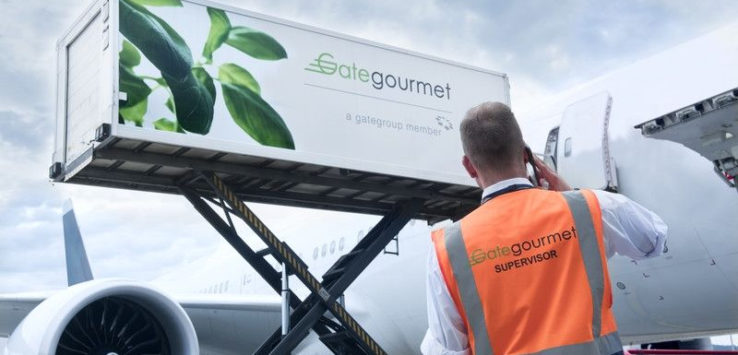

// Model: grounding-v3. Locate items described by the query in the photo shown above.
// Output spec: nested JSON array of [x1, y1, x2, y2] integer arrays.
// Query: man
[[421, 102, 667, 355]]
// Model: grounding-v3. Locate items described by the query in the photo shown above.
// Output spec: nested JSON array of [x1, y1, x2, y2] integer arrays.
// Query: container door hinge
[[49, 162, 64, 180], [95, 123, 111, 142]]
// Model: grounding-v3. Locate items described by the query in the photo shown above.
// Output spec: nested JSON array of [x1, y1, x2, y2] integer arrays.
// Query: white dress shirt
[[420, 178, 668, 355]]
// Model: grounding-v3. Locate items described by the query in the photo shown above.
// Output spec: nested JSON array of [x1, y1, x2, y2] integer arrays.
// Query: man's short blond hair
[[460, 102, 525, 172]]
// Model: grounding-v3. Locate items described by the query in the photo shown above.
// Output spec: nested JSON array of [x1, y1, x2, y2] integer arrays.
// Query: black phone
[[525, 145, 540, 187]]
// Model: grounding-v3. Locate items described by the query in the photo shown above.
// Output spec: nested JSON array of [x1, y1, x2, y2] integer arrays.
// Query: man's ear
[[462, 155, 478, 178]]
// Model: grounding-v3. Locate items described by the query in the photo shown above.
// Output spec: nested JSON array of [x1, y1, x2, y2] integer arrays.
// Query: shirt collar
[[481, 178, 533, 202]]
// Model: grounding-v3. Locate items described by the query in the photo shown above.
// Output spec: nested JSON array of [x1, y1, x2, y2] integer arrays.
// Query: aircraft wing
[[0, 292, 50, 337], [0, 291, 282, 352], [177, 293, 283, 352], [176, 293, 281, 311]]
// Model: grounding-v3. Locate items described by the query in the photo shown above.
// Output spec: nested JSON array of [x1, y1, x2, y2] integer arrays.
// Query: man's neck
[[481, 177, 534, 202], [479, 172, 527, 190]]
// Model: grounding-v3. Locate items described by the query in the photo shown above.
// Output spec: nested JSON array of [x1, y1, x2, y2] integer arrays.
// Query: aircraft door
[[555, 92, 618, 191], [543, 126, 559, 171]]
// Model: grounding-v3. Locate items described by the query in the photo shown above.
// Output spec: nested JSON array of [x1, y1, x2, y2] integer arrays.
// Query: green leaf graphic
[[222, 83, 294, 149], [119, 64, 151, 107], [152, 77, 168, 86], [153, 118, 184, 132], [192, 67, 216, 102], [120, 0, 192, 79], [218, 63, 260, 95], [128, 0, 182, 6], [120, 0, 214, 135], [225, 26, 287, 60], [120, 97, 148, 126], [120, 40, 141, 68], [165, 95, 175, 113], [202, 8, 230, 63], [165, 72, 214, 134]]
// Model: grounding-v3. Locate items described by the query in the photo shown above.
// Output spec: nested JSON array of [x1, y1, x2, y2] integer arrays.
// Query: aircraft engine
[[4, 279, 198, 355]]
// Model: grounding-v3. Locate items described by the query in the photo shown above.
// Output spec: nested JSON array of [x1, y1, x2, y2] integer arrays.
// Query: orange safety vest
[[431, 188, 622, 355]]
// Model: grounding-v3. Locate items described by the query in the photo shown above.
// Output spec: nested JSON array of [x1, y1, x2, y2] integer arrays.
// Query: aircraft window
[[313, 247, 318, 260], [321, 244, 327, 257], [225, 281, 229, 292], [357, 230, 364, 243], [330, 240, 336, 254], [564, 137, 572, 157], [339, 237, 345, 251], [219, 283, 224, 293], [243, 274, 247, 285]]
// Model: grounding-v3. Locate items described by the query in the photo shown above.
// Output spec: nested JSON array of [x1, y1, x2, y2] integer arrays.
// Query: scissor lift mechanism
[[51, 135, 481, 354], [179, 172, 421, 354]]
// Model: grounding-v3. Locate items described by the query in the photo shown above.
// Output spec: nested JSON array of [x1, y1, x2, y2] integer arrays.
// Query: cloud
[[0, 0, 88, 111], [0, 110, 49, 151]]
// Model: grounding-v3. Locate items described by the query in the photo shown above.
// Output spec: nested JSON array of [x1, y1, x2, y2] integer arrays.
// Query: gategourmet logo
[[305, 52, 452, 100], [470, 226, 579, 273]]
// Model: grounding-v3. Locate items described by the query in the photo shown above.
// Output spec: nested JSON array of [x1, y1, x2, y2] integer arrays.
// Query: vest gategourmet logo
[[470, 226, 579, 273], [305, 53, 452, 100]]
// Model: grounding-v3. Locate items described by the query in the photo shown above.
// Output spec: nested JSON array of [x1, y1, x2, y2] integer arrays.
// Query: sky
[[1, 0, 738, 346]]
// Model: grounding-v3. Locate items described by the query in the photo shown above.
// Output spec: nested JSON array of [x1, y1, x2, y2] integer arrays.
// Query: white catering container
[[52, 0, 510, 221]]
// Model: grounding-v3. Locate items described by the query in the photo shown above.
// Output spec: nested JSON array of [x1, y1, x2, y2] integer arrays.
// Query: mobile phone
[[525, 145, 540, 187]]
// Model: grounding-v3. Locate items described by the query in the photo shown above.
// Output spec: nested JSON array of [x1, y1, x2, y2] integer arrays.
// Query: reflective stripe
[[531, 331, 622, 355], [444, 222, 494, 355], [562, 191, 605, 338]]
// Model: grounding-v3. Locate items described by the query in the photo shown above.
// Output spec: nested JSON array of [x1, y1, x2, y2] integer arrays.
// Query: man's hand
[[532, 155, 572, 191]]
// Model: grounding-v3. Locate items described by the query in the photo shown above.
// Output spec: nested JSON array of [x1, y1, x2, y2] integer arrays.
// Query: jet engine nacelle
[[4, 279, 198, 355]]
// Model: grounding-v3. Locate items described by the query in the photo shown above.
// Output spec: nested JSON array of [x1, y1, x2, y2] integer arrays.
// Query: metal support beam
[[79, 165, 468, 222], [193, 171, 423, 354], [178, 185, 334, 340], [265, 197, 424, 355], [281, 263, 290, 337], [96, 148, 476, 204]]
